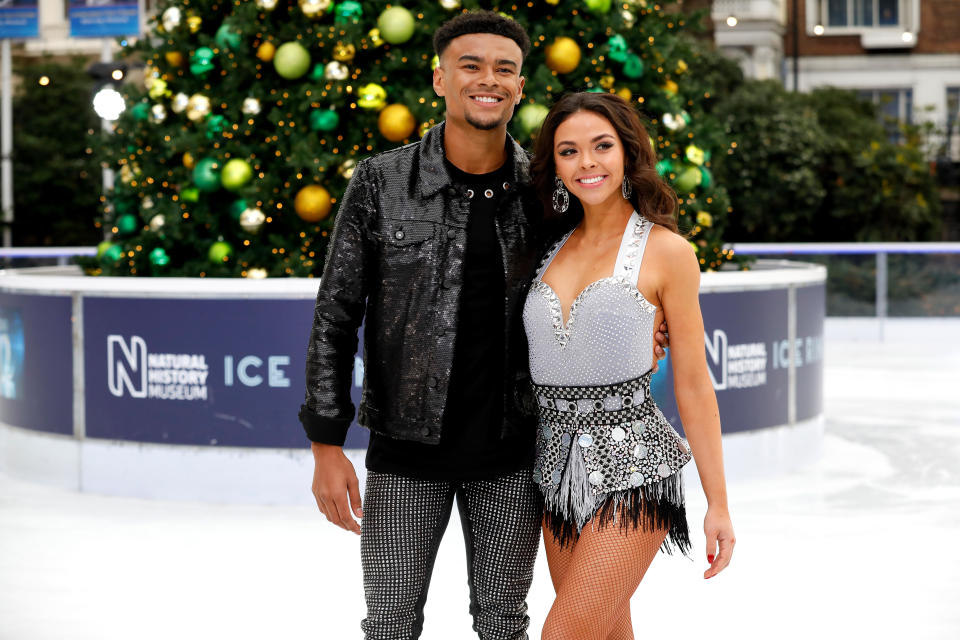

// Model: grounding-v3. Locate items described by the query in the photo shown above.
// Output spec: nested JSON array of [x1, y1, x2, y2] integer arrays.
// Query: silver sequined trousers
[[360, 469, 542, 640]]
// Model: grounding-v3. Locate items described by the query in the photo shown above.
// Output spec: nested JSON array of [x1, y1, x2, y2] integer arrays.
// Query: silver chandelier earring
[[622, 176, 633, 199], [553, 176, 570, 214]]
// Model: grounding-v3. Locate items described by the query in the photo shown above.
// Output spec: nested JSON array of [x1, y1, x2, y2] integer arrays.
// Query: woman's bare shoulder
[[646, 224, 699, 272]]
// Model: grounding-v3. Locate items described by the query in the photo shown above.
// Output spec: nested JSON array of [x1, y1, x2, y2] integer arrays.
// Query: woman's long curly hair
[[530, 92, 678, 235]]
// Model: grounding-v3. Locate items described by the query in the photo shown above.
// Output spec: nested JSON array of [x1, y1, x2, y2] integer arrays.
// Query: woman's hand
[[703, 506, 735, 579]]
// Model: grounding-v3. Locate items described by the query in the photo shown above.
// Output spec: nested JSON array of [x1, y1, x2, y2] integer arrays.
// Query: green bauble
[[517, 103, 549, 136], [101, 244, 125, 263], [622, 54, 644, 79], [181, 187, 200, 202], [130, 103, 151, 121], [699, 167, 714, 189], [229, 199, 248, 220], [190, 46, 215, 76], [655, 159, 673, 177], [674, 166, 702, 193], [114, 199, 135, 215], [149, 247, 170, 267], [115, 214, 139, 236], [96, 240, 113, 258], [208, 241, 233, 263], [193, 158, 221, 192], [310, 63, 325, 81], [334, 0, 363, 23], [206, 114, 228, 140], [377, 6, 415, 44], [584, 0, 611, 14], [607, 35, 628, 63], [221, 158, 253, 191], [274, 42, 311, 79], [310, 109, 340, 132], [214, 23, 242, 50]]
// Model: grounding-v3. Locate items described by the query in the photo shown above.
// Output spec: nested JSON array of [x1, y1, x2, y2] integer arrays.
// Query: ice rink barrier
[[0, 261, 826, 502]]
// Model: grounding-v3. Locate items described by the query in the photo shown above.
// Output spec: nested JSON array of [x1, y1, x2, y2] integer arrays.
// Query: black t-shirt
[[365, 157, 533, 480]]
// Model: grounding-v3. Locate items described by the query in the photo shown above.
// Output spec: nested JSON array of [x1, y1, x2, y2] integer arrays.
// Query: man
[[300, 11, 668, 639]]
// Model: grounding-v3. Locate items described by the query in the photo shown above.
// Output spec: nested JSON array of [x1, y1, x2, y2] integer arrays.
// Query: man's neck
[[443, 118, 509, 175]]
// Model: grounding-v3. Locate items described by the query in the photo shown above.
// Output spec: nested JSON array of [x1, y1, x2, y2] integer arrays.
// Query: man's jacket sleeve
[[298, 160, 376, 445]]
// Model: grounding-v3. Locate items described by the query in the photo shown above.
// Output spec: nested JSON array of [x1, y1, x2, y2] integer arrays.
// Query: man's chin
[[465, 113, 508, 131]]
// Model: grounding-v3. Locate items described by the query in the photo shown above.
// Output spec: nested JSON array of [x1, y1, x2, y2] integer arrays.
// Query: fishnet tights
[[541, 513, 668, 640]]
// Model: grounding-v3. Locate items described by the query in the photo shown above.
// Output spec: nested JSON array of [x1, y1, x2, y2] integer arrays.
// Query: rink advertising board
[[0, 292, 73, 435], [83, 297, 368, 448], [69, 0, 138, 38], [651, 285, 824, 435], [0, 0, 39, 39]]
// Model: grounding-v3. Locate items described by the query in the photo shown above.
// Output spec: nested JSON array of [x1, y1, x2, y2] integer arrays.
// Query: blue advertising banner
[[651, 288, 790, 435], [795, 284, 826, 421], [69, 0, 138, 38], [0, 292, 73, 435], [0, 0, 39, 39], [83, 296, 367, 448]]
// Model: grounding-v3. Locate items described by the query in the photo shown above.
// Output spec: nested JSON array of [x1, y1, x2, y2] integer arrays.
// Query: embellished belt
[[532, 373, 649, 420]]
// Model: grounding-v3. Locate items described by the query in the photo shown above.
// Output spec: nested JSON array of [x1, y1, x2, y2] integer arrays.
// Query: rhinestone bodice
[[523, 211, 657, 387]]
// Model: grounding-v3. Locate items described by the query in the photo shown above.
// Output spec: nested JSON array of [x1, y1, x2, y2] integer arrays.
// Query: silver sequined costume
[[523, 211, 692, 552]]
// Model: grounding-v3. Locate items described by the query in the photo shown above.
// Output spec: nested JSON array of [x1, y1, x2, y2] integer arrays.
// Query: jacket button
[[446, 229, 456, 239], [394, 230, 405, 240], [442, 279, 451, 289], [427, 376, 438, 388], [420, 427, 431, 437]]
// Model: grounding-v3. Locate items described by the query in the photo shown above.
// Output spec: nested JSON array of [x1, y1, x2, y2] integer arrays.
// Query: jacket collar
[[418, 121, 531, 199]]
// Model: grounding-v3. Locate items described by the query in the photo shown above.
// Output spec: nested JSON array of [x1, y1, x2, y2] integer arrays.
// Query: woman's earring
[[553, 176, 569, 214], [622, 176, 633, 199]]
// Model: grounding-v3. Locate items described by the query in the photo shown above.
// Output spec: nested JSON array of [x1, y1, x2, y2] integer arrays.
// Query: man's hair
[[433, 10, 531, 62]]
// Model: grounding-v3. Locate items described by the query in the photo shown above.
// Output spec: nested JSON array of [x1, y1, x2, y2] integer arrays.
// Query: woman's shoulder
[[644, 222, 700, 278]]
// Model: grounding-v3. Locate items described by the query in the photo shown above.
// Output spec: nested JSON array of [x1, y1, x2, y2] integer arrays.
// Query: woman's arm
[[656, 231, 736, 578]]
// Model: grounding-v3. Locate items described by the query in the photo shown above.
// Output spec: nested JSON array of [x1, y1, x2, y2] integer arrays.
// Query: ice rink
[[1, 318, 958, 640]]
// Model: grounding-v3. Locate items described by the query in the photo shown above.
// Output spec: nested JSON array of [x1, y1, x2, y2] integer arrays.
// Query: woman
[[524, 92, 736, 639]]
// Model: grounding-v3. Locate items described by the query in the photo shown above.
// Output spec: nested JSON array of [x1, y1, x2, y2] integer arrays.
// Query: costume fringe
[[543, 471, 691, 556]]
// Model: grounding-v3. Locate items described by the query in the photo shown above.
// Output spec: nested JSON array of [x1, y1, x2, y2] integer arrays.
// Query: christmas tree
[[86, 0, 738, 277]]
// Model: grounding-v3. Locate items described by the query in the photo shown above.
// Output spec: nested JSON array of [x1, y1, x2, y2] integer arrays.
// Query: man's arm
[[299, 160, 376, 534]]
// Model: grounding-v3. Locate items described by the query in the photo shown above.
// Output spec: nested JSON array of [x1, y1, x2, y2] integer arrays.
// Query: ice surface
[[1, 318, 958, 639]]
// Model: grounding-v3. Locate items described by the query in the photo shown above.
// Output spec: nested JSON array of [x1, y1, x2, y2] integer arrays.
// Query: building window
[[825, 0, 899, 28], [858, 88, 913, 141], [948, 88, 960, 159]]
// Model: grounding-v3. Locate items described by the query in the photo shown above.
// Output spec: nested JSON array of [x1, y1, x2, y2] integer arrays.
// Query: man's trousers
[[359, 469, 542, 640]]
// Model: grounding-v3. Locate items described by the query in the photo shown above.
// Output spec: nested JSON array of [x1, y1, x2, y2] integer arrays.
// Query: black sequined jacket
[[298, 123, 542, 446]]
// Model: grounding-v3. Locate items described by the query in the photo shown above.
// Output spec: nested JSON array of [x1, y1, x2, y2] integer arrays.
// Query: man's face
[[433, 33, 525, 131]]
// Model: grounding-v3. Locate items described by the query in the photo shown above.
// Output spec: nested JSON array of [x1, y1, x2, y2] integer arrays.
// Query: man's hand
[[651, 321, 670, 373], [311, 442, 363, 535]]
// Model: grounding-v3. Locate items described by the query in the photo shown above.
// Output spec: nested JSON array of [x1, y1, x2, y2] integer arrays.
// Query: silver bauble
[[239, 207, 266, 233], [171, 92, 189, 114], [241, 97, 262, 115], [149, 214, 165, 231], [255, 0, 279, 10], [324, 61, 350, 81], [150, 104, 167, 123], [161, 7, 182, 32], [439, 0, 461, 9], [186, 94, 212, 122], [245, 268, 268, 279], [338, 159, 357, 180], [141, 196, 155, 211]]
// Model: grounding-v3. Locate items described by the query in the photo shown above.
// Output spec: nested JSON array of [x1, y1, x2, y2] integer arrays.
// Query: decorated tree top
[[86, 0, 738, 277]]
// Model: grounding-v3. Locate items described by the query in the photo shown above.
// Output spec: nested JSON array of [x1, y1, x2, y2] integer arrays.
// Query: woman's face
[[552, 109, 627, 211]]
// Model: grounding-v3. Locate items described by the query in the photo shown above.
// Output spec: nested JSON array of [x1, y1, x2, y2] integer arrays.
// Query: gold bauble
[[186, 94, 211, 122], [418, 122, 432, 138], [245, 268, 268, 279], [378, 104, 416, 143], [662, 80, 679, 96], [333, 42, 356, 62], [546, 0, 559, 4], [182, 152, 196, 169], [367, 28, 385, 48], [294, 185, 333, 222], [676, 59, 688, 73], [256, 42, 276, 62], [324, 61, 350, 81], [338, 159, 356, 180], [545, 37, 581, 74], [430, 54, 439, 70], [171, 92, 189, 113], [164, 51, 185, 67], [439, 0, 461, 9], [357, 83, 387, 111], [186, 14, 202, 34], [299, 0, 332, 19], [616, 87, 632, 102], [599, 75, 615, 89], [255, 0, 279, 10]]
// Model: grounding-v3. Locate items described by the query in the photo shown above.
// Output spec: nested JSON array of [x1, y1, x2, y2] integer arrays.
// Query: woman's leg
[[541, 517, 668, 640]]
